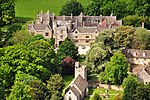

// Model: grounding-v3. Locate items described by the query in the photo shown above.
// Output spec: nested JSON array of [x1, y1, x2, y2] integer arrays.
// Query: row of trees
[[60, 0, 150, 29], [0, 23, 79, 99]]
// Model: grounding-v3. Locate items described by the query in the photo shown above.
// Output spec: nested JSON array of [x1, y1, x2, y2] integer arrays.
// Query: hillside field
[[15, 0, 89, 20]]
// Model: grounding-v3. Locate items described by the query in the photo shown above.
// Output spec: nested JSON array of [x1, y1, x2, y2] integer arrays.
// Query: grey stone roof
[[74, 75, 88, 93], [76, 27, 97, 33], [28, 24, 52, 31], [70, 86, 80, 97], [123, 49, 150, 59]]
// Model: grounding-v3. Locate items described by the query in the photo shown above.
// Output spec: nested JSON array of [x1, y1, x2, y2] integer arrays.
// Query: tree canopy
[[99, 52, 128, 85], [85, 30, 115, 73], [0, 0, 15, 26], [57, 38, 78, 63], [60, 0, 83, 16]]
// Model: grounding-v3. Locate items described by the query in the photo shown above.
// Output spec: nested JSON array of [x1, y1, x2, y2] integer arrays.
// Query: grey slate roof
[[70, 86, 80, 97], [28, 24, 52, 31], [76, 27, 97, 33], [123, 49, 150, 59], [74, 75, 88, 93]]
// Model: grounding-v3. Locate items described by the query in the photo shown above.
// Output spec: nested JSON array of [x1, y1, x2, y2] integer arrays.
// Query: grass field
[[85, 87, 123, 100], [15, 0, 89, 20]]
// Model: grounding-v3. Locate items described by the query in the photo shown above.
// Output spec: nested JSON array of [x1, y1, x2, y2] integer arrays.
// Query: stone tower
[[75, 61, 87, 80]]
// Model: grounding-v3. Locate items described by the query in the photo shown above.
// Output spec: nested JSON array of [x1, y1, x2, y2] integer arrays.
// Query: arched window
[[69, 96, 72, 100], [143, 52, 147, 57]]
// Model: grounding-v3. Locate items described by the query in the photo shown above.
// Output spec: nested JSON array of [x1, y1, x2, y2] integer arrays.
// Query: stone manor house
[[28, 11, 122, 54]]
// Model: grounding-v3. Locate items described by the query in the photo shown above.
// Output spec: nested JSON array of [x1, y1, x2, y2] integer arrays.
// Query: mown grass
[[15, 0, 89, 20], [86, 87, 123, 100]]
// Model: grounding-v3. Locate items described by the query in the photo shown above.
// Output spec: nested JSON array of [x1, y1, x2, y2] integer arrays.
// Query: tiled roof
[[74, 75, 88, 93], [28, 24, 52, 31], [76, 27, 97, 33], [123, 49, 150, 59], [70, 86, 80, 97]]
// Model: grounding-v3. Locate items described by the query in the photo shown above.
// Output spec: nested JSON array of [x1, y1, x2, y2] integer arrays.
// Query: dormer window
[[143, 52, 147, 57], [133, 52, 137, 56]]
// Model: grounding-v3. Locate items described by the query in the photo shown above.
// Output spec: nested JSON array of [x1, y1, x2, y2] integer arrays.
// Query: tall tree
[[114, 26, 136, 49], [132, 27, 150, 50], [0, 0, 15, 26], [99, 52, 128, 85], [85, 30, 115, 73], [57, 38, 78, 63], [122, 75, 140, 100], [60, 0, 83, 16], [134, 85, 150, 100], [8, 71, 50, 100], [28, 40, 58, 73], [47, 74, 64, 99]]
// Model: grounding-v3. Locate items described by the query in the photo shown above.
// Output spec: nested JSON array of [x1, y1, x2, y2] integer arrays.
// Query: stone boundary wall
[[99, 84, 123, 91]]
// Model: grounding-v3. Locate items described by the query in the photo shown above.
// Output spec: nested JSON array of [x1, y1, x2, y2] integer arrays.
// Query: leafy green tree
[[50, 91, 61, 100], [84, 0, 103, 16], [25, 34, 45, 45], [0, 44, 51, 81], [111, 0, 128, 19], [92, 93, 102, 100], [28, 39, 58, 73], [122, 75, 140, 100], [0, 0, 15, 26], [85, 30, 115, 73], [7, 71, 37, 100], [47, 74, 64, 100], [114, 26, 136, 49], [126, 0, 150, 16], [8, 71, 50, 100], [47, 74, 64, 94], [57, 38, 78, 63], [0, 28, 3, 47], [132, 27, 150, 49], [8, 30, 32, 45], [134, 85, 150, 100], [99, 52, 128, 85], [123, 15, 143, 27], [60, 0, 83, 16], [0, 23, 22, 47]]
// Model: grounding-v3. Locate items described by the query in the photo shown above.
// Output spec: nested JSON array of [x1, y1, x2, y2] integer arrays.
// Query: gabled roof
[[76, 27, 97, 33], [122, 49, 150, 59], [70, 86, 80, 97], [74, 74, 88, 93], [28, 24, 52, 31]]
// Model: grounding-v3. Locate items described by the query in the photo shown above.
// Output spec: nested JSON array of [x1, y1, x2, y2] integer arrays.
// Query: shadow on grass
[[15, 17, 33, 23]]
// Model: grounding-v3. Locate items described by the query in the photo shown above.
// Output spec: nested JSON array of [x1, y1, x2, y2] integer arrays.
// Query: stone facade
[[64, 62, 88, 100], [123, 49, 150, 84], [28, 11, 122, 54]]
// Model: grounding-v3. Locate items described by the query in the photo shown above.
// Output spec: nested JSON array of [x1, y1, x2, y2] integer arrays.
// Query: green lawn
[[86, 87, 123, 100], [15, 0, 89, 20]]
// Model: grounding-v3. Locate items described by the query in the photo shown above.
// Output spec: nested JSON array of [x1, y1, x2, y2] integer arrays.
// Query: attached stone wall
[[99, 84, 123, 91]]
